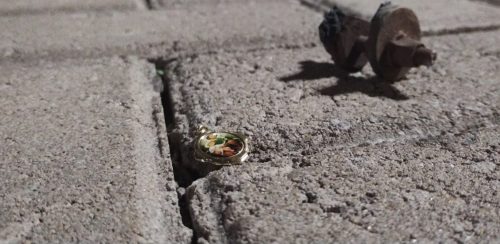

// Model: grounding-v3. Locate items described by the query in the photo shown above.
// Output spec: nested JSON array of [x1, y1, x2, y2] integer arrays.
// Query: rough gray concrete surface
[[0, 2, 320, 61], [165, 30, 500, 242], [158, 0, 294, 8], [0, 57, 191, 243], [306, 0, 500, 35], [1, 0, 500, 243], [0, 0, 139, 16], [188, 126, 499, 243]]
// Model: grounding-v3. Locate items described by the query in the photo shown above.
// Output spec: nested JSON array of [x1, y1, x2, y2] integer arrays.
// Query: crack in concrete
[[143, 0, 160, 10], [423, 25, 500, 37], [0, 4, 138, 17], [149, 58, 200, 244], [299, 0, 331, 13], [141, 30, 499, 242], [474, 0, 500, 6], [133, 0, 160, 10], [300, 0, 363, 17]]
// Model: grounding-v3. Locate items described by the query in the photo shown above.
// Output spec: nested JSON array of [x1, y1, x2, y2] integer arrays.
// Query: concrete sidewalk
[[0, 57, 191, 243], [0, 0, 499, 243], [171, 30, 499, 242]]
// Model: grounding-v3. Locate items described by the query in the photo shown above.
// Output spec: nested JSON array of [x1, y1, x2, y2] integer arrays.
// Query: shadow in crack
[[279, 60, 409, 101], [149, 58, 200, 242]]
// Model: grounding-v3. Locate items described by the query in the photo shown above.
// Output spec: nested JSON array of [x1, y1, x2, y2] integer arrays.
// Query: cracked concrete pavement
[[0, 0, 499, 243], [167, 30, 500, 243], [0, 1, 320, 61], [0, 57, 191, 242]]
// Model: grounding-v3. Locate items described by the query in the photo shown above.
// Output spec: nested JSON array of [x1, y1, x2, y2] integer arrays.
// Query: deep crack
[[423, 25, 500, 37], [149, 58, 201, 244], [143, 0, 157, 10]]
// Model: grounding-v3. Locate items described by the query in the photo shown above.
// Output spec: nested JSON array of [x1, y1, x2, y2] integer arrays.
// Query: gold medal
[[193, 125, 250, 166]]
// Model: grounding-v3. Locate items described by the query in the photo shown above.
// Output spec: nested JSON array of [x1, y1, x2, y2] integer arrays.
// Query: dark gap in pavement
[[149, 58, 200, 244], [474, 0, 500, 6], [143, 0, 158, 10], [299, 0, 330, 13], [423, 25, 500, 37], [299, 0, 363, 18], [0, 6, 137, 17]]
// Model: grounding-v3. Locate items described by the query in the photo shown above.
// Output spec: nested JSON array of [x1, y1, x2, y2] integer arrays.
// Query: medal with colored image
[[194, 126, 250, 165]]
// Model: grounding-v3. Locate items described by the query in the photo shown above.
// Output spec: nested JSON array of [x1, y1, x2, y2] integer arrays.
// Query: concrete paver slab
[[307, 0, 500, 35], [0, 57, 191, 243], [189, 126, 499, 243], [0, 2, 321, 61], [0, 0, 139, 16], [163, 30, 500, 242], [158, 0, 294, 8], [1, 0, 499, 242], [166, 30, 500, 172]]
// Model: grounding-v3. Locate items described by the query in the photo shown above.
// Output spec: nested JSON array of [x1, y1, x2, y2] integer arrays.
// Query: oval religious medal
[[193, 125, 250, 166]]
